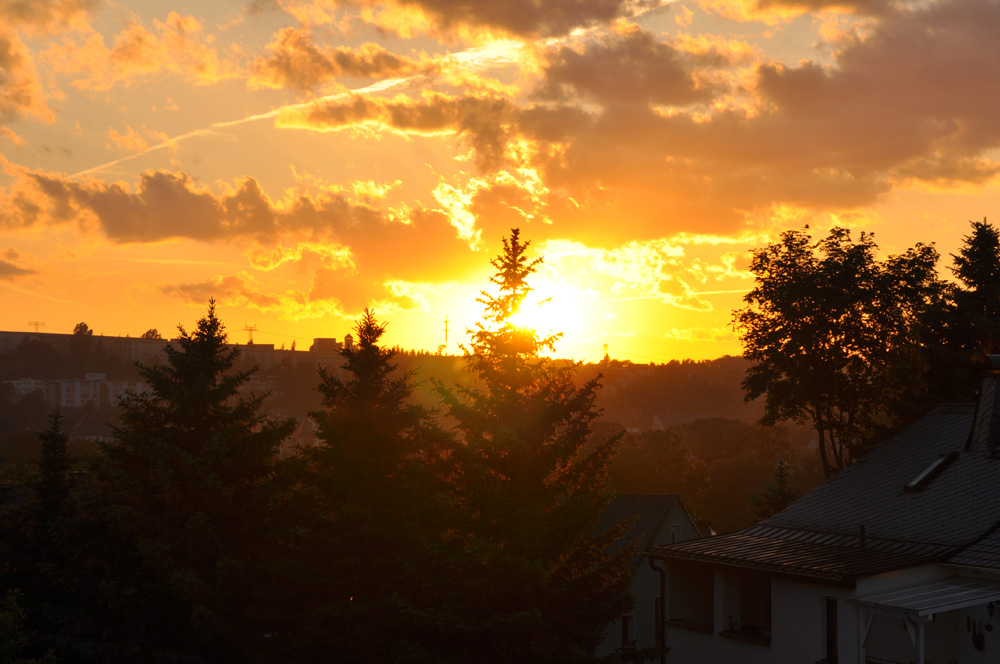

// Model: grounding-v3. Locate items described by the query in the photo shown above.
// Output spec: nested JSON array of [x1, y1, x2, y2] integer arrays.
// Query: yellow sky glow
[[1, 0, 999, 363]]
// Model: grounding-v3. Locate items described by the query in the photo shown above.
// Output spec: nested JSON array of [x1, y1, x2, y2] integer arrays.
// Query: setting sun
[[509, 281, 589, 346], [1, 0, 998, 364]]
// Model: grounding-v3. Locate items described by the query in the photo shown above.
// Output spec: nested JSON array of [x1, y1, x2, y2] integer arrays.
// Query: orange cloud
[[0, 0, 97, 34], [1, 161, 481, 315], [0, 28, 54, 124], [41, 12, 241, 91], [106, 124, 171, 153], [250, 27, 425, 90]]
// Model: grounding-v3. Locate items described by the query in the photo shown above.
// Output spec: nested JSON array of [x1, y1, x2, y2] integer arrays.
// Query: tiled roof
[[648, 524, 953, 584], [648, 399, 1000, 581], [947, 524, 1000, 570], [763, 404, 992, 545]]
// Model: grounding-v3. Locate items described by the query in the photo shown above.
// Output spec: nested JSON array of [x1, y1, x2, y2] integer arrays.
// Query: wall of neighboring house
[[597, 501, 702, 657]]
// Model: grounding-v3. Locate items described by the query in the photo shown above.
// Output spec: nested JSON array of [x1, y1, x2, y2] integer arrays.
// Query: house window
[[620, 614, 635, 647], [668, 562, 713, 631], [719, 570, 771, 645], [738, 571, 771, 643], [671, 524, 681, 543]]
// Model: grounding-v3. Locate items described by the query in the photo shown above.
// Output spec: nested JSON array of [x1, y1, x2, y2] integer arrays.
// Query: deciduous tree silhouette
[[734, 227, 941, 477]]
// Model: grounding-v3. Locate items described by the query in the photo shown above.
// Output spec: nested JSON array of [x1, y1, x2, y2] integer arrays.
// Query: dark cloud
[[246, 0, 281, 15], [509, 0, 1000, 237], [284, 93, 520, 170], [14, 168, 391, 243], [5, 164, 482, 314], [0, 0, 98, 32], [754, 0, 1000, 182], [161, 275, 259, 305], [755, 0, 891, 15], [389, 0, 663, 38], [536, 27, 713, 106], [0, 258, 34, 279]]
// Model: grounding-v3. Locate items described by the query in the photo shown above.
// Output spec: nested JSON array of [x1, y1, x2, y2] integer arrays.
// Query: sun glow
[[509, 280, 589, 348]]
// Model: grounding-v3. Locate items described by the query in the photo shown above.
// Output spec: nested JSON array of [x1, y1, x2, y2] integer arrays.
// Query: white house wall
[[663, 573, 867, 663]]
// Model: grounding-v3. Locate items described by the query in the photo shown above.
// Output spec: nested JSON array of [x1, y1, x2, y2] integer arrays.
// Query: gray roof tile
[[648, 400, 1000, 581]]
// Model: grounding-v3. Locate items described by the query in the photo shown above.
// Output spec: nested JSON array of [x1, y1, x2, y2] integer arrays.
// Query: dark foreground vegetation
[[3, 217, 999, 661], [0, 231, 641, 664]]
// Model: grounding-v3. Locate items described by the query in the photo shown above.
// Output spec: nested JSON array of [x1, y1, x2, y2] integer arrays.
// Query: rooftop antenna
[[28, 321, 45, 333], [243, 324, 258, 344]]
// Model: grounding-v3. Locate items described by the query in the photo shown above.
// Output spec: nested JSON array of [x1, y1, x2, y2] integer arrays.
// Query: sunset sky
[[2, 0, 1000, 363]]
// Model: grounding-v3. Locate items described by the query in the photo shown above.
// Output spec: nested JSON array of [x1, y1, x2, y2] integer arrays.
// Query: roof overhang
[[853, 577, 1000, 621]]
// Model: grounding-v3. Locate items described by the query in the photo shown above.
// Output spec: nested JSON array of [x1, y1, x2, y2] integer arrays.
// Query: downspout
[[648, 556, 667, 664]]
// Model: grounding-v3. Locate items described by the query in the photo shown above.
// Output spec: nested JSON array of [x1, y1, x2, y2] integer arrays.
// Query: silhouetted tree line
[[0, 232, 642, 664], [608, 418, 814, 535], [735, 219, 1000, 477]]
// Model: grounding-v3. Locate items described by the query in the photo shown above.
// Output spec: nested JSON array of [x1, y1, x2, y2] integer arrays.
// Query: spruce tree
[[96, 300, 293, 661], [278, 309, 450, 663], [436, 229, 633, 664], [950, 218, 1000, 355], [36, 412, 71, 519]]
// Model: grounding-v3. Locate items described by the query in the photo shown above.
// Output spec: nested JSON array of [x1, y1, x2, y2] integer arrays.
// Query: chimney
[[966, 355, 1000, 454]]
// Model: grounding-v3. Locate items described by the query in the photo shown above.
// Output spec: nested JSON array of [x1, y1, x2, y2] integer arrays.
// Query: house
[[646, 360, 1000, 663], [596, 494, 702, 658]]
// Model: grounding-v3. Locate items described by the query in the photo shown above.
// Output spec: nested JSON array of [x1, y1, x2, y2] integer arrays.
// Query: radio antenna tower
[[443, 315, 449, 346], [28, 321, 45, 333], [243, 324, 258, 344]]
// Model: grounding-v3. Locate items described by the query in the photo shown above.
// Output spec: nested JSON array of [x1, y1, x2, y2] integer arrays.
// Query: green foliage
[[97, 300, 294, 661], [139, 329, 162, 340], [734, 227, 941, 477], [436, 229, 633, 664]]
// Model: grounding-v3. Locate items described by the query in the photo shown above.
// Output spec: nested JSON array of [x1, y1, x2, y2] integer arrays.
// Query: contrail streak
[[70, 76, 415, 179], [68, 37, 535, 180], [66, 1, 672, 181], [1, 282, 98, 309]]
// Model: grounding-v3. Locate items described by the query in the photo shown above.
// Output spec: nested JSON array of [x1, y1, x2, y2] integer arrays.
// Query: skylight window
[[904, 453, 958, 493]]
